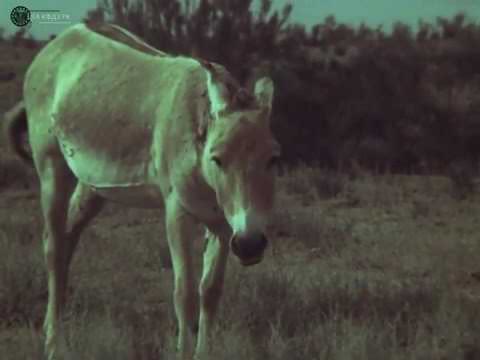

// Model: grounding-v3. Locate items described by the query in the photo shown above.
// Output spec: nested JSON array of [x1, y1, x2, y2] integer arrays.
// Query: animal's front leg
[[165, 194, 199, 360], [195, 225, 230, 359]]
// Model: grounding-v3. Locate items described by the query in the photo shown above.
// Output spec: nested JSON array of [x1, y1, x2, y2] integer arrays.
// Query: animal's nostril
[[259, 234, 268, 250], [231, 233, 268, 259], [231, 235, 240, 253]]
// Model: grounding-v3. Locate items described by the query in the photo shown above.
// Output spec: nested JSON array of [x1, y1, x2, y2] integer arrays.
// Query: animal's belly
[[91, 184, 164, 208]]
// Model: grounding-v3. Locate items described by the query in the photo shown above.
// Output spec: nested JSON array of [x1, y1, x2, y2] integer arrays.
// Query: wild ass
[[4, 23, 280, 359]]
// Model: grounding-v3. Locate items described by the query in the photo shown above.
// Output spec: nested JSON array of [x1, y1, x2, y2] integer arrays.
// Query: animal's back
[[24, 23, 200, 114]]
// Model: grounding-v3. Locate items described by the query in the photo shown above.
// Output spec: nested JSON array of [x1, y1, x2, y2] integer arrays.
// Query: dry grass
[[0, 155, 36, 191], [3, 36, 480, 360], [1, 162, 480, 359]]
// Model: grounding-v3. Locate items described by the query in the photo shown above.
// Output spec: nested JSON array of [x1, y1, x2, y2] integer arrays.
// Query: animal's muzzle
[[230, 232, 268, 266]]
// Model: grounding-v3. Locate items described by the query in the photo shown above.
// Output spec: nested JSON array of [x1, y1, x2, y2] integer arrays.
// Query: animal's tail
[[3, 101, 33, 164]]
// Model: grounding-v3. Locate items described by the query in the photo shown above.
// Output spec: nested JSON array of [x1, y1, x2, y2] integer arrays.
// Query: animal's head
[[200, 61, 280, 266]]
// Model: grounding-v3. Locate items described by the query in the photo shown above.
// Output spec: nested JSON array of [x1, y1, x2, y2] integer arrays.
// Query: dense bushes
[[87, 2, 480, 174]]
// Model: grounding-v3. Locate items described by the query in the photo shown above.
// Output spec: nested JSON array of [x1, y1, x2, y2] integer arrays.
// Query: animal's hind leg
[[65, 182, 105, 270], [38, 155, 76, 360]]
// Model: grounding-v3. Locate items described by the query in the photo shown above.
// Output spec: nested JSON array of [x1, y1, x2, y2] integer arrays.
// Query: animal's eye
[[212, 156, 223, 168], [267, 156, 280, 170]]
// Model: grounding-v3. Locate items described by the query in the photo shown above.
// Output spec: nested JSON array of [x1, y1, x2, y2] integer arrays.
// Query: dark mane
[[84, 21, 168, 57]]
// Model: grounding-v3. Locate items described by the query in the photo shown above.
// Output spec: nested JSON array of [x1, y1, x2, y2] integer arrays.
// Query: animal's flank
[[3, 101, 32, 164]]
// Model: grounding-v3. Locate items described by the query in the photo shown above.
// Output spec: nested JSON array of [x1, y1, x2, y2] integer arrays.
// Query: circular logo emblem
[[10, 6, 31, 27]]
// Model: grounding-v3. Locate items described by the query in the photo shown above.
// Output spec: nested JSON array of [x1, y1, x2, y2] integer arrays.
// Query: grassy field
[[1, 42, 480, 360], [1, 157, 480, 359]]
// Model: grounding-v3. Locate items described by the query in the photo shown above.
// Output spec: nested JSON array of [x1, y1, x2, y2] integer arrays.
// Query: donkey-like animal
[[4, 22, 279, 359]]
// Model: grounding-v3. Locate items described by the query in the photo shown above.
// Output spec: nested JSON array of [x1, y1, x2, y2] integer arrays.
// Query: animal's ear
[[202, 60, 231, 119], [196, 97, 212, 142], [254, 77, 274, 116]]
